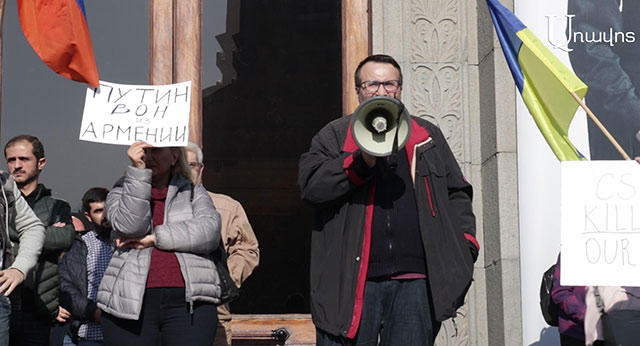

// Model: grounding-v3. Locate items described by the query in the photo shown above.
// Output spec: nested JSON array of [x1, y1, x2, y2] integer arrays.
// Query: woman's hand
[[115, 234, 156, 249], [127, 141, 152, 169]]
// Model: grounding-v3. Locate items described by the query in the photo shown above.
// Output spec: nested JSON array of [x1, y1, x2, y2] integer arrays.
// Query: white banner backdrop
[[515, 1, 590, 345], [514, 0, 640, 343]]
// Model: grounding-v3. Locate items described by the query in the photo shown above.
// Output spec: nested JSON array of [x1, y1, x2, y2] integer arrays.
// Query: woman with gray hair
[[97, 141, 222, 346]]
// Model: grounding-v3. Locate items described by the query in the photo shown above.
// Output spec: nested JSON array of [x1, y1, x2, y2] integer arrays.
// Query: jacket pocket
[[181, 253, 221, 302], [417, 144, 446, 217], [423, 177, 437, 217]]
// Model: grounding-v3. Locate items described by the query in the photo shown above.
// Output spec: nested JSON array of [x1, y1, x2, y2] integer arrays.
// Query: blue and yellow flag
[[487, 0, 587, 161]]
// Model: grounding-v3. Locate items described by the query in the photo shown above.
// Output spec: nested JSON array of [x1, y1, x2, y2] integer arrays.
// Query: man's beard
[[13, 171, 37, 189], [94, 223, 112, 238]]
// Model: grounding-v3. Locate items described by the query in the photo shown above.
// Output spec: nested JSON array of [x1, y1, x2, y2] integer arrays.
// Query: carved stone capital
[[409, 63, 463, 162], [410, 0, 460, 63]]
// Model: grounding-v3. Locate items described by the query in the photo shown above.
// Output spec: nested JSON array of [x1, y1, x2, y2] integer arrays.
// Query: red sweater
[[146, 186, 185, 288]]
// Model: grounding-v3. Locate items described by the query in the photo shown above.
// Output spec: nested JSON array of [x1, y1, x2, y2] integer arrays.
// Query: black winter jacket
[[298, 115, 478, 338], [9, 184, 75, 320], [59, 230, 111, 340]]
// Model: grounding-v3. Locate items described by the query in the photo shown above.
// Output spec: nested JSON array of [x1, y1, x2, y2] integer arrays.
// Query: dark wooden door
[[202, 0, 342, 315]]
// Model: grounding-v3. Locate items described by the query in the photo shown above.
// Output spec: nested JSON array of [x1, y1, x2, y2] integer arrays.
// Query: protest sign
[[561, 160, 640, 286], [79, 80, 191, 146]]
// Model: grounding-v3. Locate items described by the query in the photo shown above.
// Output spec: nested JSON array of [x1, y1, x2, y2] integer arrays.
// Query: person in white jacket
[[97, 142, 221, 346], [584, 285, 640, 345]]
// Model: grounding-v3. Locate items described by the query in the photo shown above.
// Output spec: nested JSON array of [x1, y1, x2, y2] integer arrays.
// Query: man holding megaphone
[[298, 54, 479, 346]]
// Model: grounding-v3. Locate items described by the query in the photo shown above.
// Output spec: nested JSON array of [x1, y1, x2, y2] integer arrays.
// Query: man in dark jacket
[[298, 54, 479, 346], [59, 187, 112, 346], [4, 134, 75, 346]]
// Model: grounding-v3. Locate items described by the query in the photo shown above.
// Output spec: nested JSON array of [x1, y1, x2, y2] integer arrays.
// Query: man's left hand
[[116, 234, 156, 249], [0, 268, 24, 296], [56, 306, 71, 322], [94, 308, 102, 323]]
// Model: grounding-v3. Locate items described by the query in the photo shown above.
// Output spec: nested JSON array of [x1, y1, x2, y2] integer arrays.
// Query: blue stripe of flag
[[487, 0, 526, 92], [75, 0, 87, 19]]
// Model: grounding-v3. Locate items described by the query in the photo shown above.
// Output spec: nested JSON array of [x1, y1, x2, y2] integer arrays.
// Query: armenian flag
[[486, 0, 587, 161], [18, 0, 100, 88]]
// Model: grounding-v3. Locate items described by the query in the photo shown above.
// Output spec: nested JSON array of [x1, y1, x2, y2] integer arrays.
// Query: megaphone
[[351, 96, 411, 157]]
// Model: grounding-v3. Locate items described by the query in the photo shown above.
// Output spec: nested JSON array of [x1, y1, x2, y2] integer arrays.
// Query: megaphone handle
[[387, 119, 400, 172], [387, 104, 404, 172]]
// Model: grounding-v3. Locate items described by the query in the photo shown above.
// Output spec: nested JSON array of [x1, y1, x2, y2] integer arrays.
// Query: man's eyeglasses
[[358, 80, 402, 94], [188, 162, 202, 169]]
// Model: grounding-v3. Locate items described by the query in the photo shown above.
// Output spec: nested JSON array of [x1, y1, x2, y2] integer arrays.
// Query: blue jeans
[[0, 295, 10, 346], [316, 279, 440, 346], [9, 310, 51, 346], [62, 334, 76, 346]]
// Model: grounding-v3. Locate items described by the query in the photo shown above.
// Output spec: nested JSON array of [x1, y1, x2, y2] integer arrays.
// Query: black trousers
[[560, 334, 586, 346], [9, 311, 51, 346], [101, 287, 217, 346]]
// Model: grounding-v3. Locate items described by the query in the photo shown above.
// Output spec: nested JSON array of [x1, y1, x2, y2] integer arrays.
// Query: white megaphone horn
[[351, 96, 411, 157]]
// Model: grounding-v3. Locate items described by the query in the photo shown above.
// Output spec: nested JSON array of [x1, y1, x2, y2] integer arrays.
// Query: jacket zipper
[[175, 252, 195, 314], [162, 188, 195, 315], [424, 177, 436, 217], [387, 211, 393, 261]]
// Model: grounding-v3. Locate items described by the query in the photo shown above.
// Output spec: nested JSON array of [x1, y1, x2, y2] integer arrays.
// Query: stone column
[[371, 0, 522, 344], [149, 0, 202, 146], [342, 0, 370, 115]]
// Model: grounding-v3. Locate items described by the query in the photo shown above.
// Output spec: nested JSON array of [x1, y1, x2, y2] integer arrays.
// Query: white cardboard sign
[[561, 160, 640, 286], [79, 80, 191, 147]]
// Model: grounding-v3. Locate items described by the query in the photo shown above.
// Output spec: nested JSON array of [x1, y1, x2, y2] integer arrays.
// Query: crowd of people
[[5, 50, 635, 346], [30, 51, 640, 346], [0, 134, 259, 346], [0, 53, 480, 346]]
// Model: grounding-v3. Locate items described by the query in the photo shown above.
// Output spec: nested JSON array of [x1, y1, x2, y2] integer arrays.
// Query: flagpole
[[570, 91, 631, 160]]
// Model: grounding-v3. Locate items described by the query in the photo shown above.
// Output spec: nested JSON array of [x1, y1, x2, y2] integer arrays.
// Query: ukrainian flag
[[18, 0, 100, 88], [487, 0, 587, 161]]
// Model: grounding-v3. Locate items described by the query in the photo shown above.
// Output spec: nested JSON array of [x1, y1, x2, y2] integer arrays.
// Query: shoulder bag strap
[[594, 286, 606, 315]]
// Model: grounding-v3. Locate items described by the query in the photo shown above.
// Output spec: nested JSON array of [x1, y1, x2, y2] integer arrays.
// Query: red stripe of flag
[[18, 0, 100, 88]]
